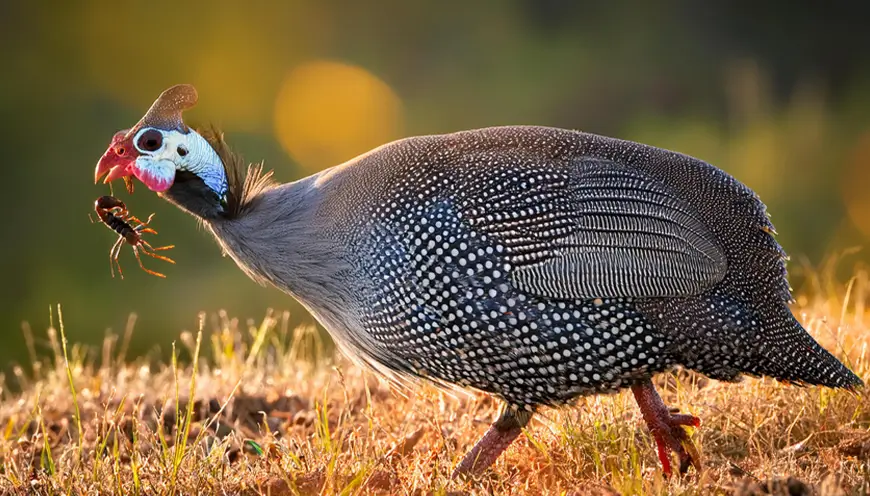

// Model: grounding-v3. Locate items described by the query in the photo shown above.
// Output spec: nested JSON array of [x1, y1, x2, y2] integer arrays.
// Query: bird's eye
[[116, 147, 126, 155], [137, 129, 163, 152], [177, 146, 188, 157]]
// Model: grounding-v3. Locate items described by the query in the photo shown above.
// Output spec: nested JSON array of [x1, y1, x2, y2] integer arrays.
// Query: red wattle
[[132, 165, 175, 192]]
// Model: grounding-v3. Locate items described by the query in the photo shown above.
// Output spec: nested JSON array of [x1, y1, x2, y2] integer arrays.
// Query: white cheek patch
[[132, 158, 175, 192], [157, 131, 228, 197]]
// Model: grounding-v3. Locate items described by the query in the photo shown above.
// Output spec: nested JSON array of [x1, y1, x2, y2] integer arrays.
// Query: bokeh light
[[843, 132, 870, 239], [76, 1, 285, 133], [273, 60, 404, 170], [1, 1, 869, 368]]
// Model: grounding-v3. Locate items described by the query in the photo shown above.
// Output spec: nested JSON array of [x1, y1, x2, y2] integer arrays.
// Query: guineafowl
[[95, 85, 861, 477]]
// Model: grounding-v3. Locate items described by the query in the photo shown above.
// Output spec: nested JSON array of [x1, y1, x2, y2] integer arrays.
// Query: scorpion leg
[[131, 213, 157, 228], [139, 240, 176, 263], [127, 212, 156, 228], [131, 215, 158, 235], [132, 245, 167, 278], [109, 238, 125, 279], [127, 216, 148, 227]]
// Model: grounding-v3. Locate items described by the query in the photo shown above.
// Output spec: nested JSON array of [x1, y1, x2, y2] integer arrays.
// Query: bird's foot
[[648, 410, 701, 477], [631, 381, 701, 477]]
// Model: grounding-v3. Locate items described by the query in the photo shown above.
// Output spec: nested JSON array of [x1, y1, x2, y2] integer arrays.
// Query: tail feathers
[[659, 292, 863, 389], [753, 313, 862, 389]]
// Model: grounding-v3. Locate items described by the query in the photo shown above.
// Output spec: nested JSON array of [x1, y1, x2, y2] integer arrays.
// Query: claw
[[653, 415, 701, 477], [631, 380, 702, 477]]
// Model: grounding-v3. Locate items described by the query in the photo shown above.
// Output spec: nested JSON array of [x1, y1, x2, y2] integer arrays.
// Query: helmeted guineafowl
[[96, 84, 862, 477]]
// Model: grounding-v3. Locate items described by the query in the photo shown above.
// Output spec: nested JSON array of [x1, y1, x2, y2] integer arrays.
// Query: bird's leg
[[631, 379, 701, 477], [451, 404, 533, 479]]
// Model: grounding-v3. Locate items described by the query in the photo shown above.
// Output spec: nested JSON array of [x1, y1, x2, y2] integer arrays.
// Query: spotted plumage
[[357, 166, 678, 408], [294, 127, 859, 402], [216, 126, 862, 477], [97, 85, 862, 478]]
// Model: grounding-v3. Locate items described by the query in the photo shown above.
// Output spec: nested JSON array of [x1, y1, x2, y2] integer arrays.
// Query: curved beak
[[95, 149, 130, 184], [95, 130, 136, 186]]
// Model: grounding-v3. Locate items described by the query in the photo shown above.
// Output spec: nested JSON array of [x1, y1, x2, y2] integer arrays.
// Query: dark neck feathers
[[159, 126, 276, 220], [199, 127, 275, 219]]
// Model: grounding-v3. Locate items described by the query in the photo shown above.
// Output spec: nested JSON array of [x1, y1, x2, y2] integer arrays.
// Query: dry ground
[[3, 270, 870, 495]]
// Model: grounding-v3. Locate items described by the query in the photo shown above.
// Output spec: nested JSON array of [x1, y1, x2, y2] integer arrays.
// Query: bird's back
[[310, 126, 860, 405]]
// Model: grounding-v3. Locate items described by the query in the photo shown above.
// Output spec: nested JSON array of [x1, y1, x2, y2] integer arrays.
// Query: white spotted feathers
[[268, 125, 861, 406]]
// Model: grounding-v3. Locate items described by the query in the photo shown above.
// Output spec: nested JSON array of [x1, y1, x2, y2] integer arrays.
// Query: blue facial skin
[[201, 168, 228, 200]]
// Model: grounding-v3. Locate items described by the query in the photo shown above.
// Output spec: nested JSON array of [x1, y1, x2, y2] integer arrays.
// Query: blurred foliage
[[0, 0, 869, 368]]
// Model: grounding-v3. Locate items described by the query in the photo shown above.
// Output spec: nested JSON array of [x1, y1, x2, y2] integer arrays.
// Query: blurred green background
[[1, 1, 869, 369]]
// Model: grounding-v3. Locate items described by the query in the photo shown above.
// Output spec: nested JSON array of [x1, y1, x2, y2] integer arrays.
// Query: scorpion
[[94, 195, 175, 278]]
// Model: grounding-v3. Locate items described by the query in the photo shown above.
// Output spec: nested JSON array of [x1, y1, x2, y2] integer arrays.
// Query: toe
[[669, 422, 702, 475], [671, 413, 701, 427], [655, 418, 702, 477]]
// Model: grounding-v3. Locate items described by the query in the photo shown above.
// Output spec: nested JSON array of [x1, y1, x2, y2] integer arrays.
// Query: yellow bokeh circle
[[274, 60, 404, 171]]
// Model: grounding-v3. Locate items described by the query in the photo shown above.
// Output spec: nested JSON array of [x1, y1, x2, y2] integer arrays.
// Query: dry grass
[[3, 270, 870, 495]]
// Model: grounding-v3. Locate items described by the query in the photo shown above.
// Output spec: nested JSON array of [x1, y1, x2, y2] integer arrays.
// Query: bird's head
[[95, 84, 230, 219]]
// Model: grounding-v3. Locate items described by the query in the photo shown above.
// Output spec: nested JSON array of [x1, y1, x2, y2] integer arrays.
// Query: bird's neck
[[190, 129, 363, 329], [204, 175, 358, 320]]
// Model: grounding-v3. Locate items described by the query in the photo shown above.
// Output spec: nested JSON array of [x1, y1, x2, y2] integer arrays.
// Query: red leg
[[452, 406, 532, 479], [631, 380, 701, 477]]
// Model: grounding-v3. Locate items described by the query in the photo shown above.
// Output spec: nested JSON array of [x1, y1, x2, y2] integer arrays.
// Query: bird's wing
[[461, 157, 728, 299]]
